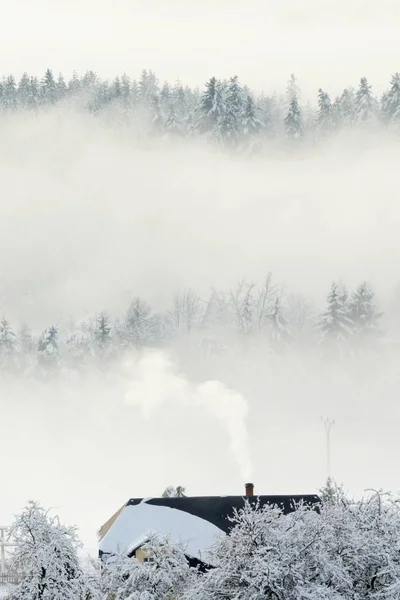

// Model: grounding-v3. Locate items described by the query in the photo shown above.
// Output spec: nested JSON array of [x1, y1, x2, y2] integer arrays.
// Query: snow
[[99, 502, 225, 564]]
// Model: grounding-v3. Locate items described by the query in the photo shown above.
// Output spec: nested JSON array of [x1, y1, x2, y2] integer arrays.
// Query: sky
[[0, 0, 400, 98], [1, 0, 400, 558]]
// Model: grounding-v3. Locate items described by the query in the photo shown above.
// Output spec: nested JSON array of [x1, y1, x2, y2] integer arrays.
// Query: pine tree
[[286, 73, 301, 106], [218, 75, 245, 145], [68, 70, 81, 96], [284, 94, 304, 140], [66, 321, 94, 368], [28, 76, 40, 109], [139, 69, 159, 104], [354, 77, 377, 125], [2, 75, 17, 109], [336, 87, 356, 127], [37, 325, 60, 370], [199, 76, 224, 133], [93, 311, 114, 360], [41, 68, 57, 105], [348, 282, 382, 339], [17, 72, 31, 108], [241, 95, 263, 150], [317, 282, 354, 346], [0, 318, 17, 371], [165, 104, 182, 135], [381, 72, 400, 124], [317, 88, 334, 134], [269, 297, 290, 346], [56, 73, 67, 100]]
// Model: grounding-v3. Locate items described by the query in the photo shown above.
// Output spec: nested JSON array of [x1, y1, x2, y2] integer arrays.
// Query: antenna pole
[[321, 417, 335, 479]]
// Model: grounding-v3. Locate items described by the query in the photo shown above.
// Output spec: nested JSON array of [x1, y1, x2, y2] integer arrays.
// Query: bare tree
[[169, 289, 201, 333]]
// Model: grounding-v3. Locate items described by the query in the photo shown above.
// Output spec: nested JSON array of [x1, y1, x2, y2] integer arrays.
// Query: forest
[[0, 68, 400, 149], [0, 277, 391, 378]]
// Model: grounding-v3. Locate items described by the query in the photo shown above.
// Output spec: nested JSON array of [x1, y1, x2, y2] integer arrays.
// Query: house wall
[[135, 547, 154, 563]]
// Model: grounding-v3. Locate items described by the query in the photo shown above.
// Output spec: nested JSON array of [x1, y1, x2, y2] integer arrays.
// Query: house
[[99, 483, 320, 569]]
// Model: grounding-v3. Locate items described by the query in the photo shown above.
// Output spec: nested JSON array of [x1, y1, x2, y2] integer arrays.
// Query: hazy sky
[[1, 0, 400, 98]]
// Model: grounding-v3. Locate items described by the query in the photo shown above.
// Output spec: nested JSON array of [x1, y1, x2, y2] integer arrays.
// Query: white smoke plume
[[124, 351, 253, 481]]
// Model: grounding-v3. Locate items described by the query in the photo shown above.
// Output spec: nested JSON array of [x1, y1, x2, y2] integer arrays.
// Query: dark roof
[[126, 494, 320, 534]]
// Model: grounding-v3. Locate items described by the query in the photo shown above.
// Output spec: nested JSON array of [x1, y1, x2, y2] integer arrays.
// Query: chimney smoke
[[245, 482, 254, 496]]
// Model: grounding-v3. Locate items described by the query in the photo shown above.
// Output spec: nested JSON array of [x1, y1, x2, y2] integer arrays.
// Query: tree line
[[5, 481, 400, 600], [1, 68, 400, 150], [0, 278, 388, 378]]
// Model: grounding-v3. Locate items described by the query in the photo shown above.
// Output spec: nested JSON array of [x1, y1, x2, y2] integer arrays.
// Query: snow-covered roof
[[99, 501, 224, 564], [99, 494, 320, 566]]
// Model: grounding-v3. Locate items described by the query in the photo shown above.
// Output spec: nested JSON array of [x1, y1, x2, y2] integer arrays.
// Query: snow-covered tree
[[138, 69, 159, 104], [101, 535, 193, 600], [1, 75, 17, 110], [286, 73, 301, 106], [169, 290, 201, 335], [354, 77, 377, 125], [66, 321, 95, 368], [8, 501, 91, 600], [0, 318, 17, 371], [241, 95, 263, 151], [93, 311, 114, 359], [17, 73, 31, 107], [317, 88, 334, 134], [36, 325, 61, 370], [188, 492, 400, 600], [381, 72, 400, 125], [284, 94, 304, 140], [317, 282, 353, 348], [41, 68, 57, 106], [123, 298, 155, 348], [230, 281, 255, 334], [336, 86, 356, 127], [199, 77, 224, 133], [162, 485, 186, 497], [269, 297, 290, 347], [218, 76, 245, 145], [348, 282, 382, 339]]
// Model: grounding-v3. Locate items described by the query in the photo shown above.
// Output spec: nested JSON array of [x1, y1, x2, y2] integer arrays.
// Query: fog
[[1, 112, 399, 326], [1, 0, 400, 556], [0, 107, 400, 556]]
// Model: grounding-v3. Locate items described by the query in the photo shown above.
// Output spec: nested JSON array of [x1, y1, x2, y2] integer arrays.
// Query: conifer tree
[[200, 76, 224, 133], [317, 282, 354, 346], [284, 94, 304, 140], [2, 75, 17, 109], [317, 88, 334, 133], [0, 318, 17, 371], [17, 72, 31, 107], [218, 75, 245, 145], [41, 68, 57, 105], [92, 312, 114, 362], [381, 72, 400, 124], [286, 73, 301, 106], [354, 77, 377, 125], [37, 325, 60, 370], [336, 87, 356, 127], [348, 282, 382, 338]]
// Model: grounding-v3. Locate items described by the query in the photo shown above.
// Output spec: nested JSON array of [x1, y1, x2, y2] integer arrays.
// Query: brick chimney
[[245, 482, 254, 497]]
